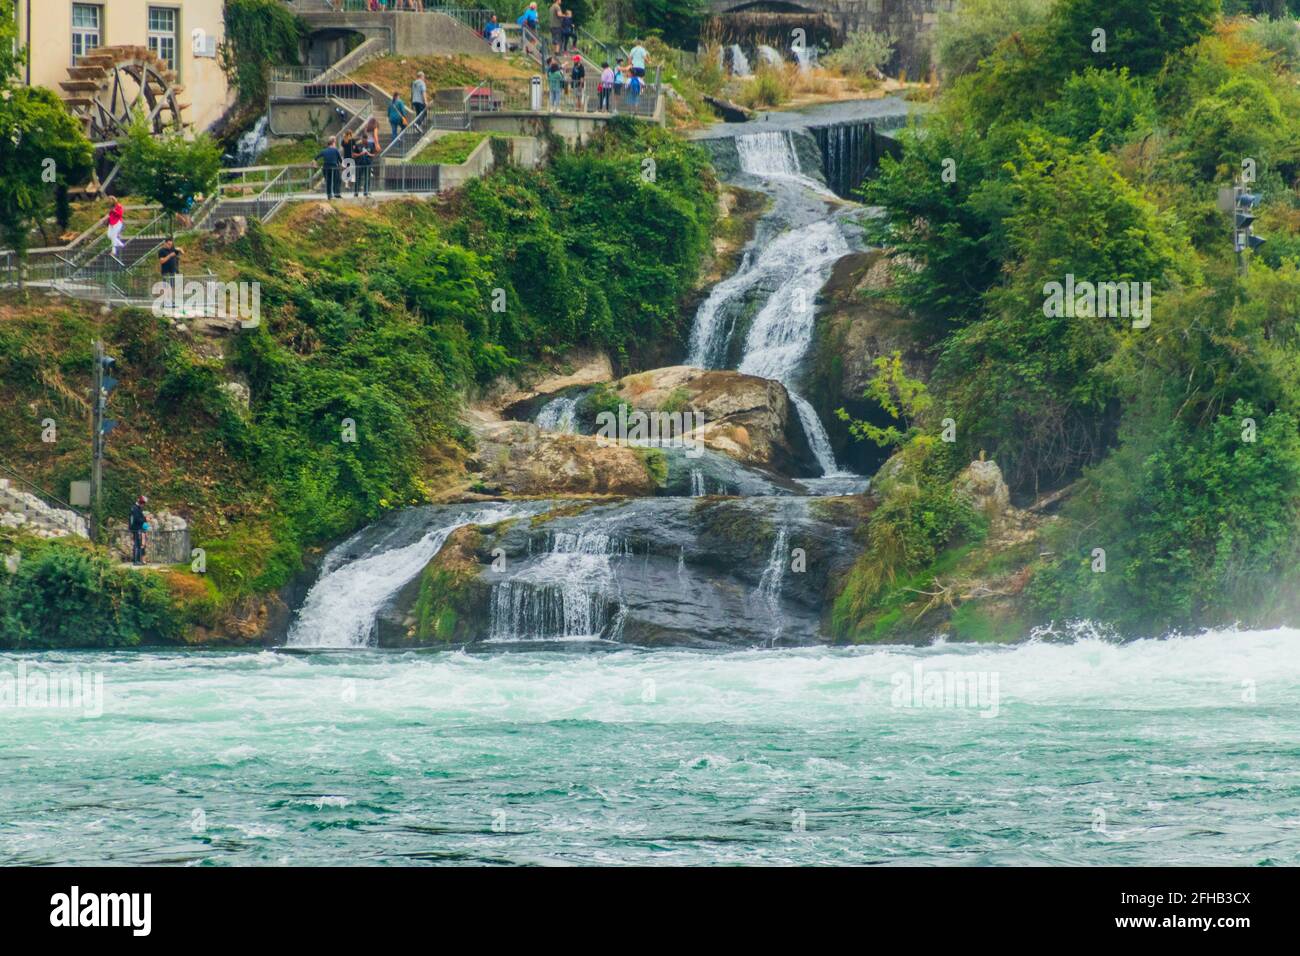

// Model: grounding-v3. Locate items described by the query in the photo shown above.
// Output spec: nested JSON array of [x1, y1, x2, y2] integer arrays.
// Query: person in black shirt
[[129, 496, 148, 565], [158, 238, 182, 277], [316, 136, 343, 200]]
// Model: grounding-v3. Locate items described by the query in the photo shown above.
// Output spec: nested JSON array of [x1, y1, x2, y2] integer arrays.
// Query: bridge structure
[[706, 0, 955, 74]]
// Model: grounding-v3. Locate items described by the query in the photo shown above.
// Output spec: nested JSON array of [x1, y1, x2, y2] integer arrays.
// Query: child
[[105, 197, 125, 263]]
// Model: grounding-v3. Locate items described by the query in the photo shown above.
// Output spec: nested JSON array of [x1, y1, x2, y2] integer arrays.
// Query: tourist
[[569, 54, 586, 111], [316, 135, 343, 199], [518, 3, 539, 56], [629, 40, 648, 79], [483, 14, 501, 48], [612, 56, 625, 111], [128, 496, 149, 566], [597, 61, 614, 112], [388, 91, 414, 144], [549, 1, 563, 54], [157, 237, 182, 278], [546, 58, 565, 111], [626, 69, 643, 112], [354, 119, 378, 196], [411, 71, 427, 122], [105, 196, 125, 264], [561, 9, 575, 53], [341, 129, 356, 163]]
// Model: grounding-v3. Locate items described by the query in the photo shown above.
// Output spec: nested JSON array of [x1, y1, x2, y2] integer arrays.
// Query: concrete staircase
[[0, 479, 90, 539]]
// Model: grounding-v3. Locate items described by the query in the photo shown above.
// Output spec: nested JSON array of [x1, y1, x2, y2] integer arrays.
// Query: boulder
[[955, 458, 1012, 527], [613, 365, 817, 477], [209, 215, 248, 244], [467, 419, 659, 497], [377, 495, 872, 648]]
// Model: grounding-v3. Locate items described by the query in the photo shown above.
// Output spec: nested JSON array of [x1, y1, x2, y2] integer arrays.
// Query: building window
[[71, 4, 102, 66], [147, 7, 178, 71]]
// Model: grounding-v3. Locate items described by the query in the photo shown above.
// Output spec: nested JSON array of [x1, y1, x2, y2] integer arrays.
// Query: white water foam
[[536, 395, 578, 433], [287, 506, 518, 648]]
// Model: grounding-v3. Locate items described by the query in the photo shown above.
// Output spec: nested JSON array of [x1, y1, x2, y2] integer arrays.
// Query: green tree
[[118, 118, 221, 235], [933, 0, 1051, 78], [0, 6, 93, 293]]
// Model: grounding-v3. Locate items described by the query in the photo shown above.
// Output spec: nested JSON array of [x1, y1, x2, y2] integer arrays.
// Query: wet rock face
[[613, 365, 818, 478], [379, 496, 870, 649], [807, 249, 932, 475]]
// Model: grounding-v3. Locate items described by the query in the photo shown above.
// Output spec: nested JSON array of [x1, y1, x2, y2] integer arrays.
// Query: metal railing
[[270, 64, 371, 101], [0, 460, 90, 536]]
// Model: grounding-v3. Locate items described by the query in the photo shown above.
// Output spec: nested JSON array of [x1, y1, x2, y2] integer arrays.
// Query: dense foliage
[[118, 120, 222, 231], [220, 0, 305, 106], [0, 6, 93, 264], [857, 1, 1300, 634], [0, 540, 180, 648]]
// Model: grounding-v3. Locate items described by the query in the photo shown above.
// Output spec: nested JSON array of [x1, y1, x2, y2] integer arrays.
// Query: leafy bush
[[933, 0, 1051, 78], [823, 29, 894, 77], [0, 543, 180, 647]]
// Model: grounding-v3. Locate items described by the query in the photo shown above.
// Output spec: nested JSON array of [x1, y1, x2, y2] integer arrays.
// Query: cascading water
[[730, 44, 752, 76], [235, 114, 271, 167], [689, 130, 849, 476], [287, 505, 519, 648], [757, 45, 783, 66], [487, 530, 630, 642], [535, 395, 578, 433], [811, 122, 871, 199], [756, 527, 788, 642]]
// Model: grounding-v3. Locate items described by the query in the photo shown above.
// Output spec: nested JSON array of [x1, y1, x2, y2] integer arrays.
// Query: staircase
[[0, 475, 90, 540]]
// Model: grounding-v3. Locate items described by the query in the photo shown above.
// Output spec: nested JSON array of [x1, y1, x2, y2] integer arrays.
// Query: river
[[4, 630, 1298, 865]]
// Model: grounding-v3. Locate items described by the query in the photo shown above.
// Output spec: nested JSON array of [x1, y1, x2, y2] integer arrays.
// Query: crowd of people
[[545, 54, 647, 113]]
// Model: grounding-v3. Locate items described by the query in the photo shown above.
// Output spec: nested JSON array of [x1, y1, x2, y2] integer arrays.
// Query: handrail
[[0, 459, 88, 521]]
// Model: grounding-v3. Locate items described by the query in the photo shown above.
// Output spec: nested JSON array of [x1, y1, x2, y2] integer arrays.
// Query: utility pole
[[1232, 179, 1264, 276], [90, 338, 103, 540], [89, 339, 117, 541]]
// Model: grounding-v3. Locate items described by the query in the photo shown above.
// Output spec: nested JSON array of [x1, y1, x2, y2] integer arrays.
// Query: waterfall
[[536, 395, 578, 433], [757, 45, 783, 66], [488, 530, 629, 642], [235, 115, 271, 167], [735, 219, 849, 475], [792, 46, 816, 71], [756, 527, 788, 642], [287, 505, 519, 648], [811, 122, 871, 199], [730, 44, 752, 76], [690, 469, 706, 497], [733, 130, 835, 196], [686, 131, 850, 476]]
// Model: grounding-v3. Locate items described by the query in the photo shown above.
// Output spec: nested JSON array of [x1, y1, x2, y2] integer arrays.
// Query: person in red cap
[[569, 54, 586, 111], [129, 495, 150, 565]]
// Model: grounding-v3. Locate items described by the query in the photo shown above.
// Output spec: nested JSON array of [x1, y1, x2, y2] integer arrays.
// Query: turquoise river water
[[2, 628, 1299, 865]]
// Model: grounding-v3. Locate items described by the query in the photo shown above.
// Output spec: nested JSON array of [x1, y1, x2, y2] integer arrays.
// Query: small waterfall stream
[[757, 45, 783, 67], [730, 44, 752, 76], [488, 530, 630, 642], [287, 505, 520, 648], [535, 395, 579, 433], [690, 129, 849, 476]]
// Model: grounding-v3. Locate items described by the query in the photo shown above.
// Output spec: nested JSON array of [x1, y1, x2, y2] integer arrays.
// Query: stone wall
[[711, 0, 956, 74]]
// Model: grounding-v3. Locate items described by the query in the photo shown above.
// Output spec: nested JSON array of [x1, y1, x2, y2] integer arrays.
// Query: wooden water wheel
[[58, 45, 189, 192]]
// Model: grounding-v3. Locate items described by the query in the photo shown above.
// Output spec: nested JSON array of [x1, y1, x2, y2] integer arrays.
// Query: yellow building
[[12, 0, 232, 133]]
